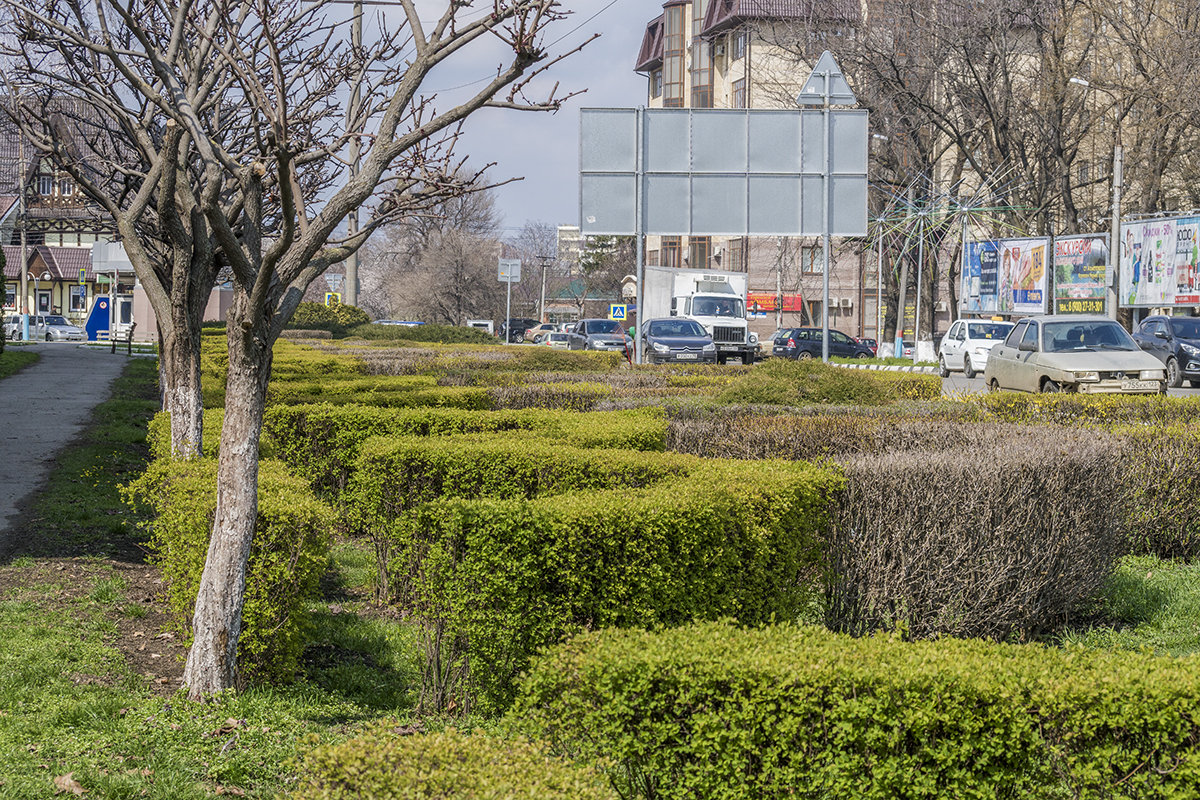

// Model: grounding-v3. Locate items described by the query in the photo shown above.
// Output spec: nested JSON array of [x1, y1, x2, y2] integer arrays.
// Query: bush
[[1121, 425, 1200, 560], [330, 303, 370, 328], [123, 458, 333, 684], [826, 427, 1128, 640], [393, 458, 841, 712], [293, 727, 616, 800], [288, 302, 341, 332], [146, 409, 226, 459], [513, 621, 1200, 800], [264, 404, 667, 495], [487, 381, 612, 411], [347, 322, 498, 345], [717, 359, 937, 406], [973, 391, 1200, 427]]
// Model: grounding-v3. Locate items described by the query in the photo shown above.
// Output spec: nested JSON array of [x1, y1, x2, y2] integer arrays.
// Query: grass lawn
[[0, 349, 39, 379], [0, 359, 421, 799]]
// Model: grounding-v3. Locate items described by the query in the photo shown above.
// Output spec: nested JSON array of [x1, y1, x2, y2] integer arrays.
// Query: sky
[[412, 1, 651, 237]]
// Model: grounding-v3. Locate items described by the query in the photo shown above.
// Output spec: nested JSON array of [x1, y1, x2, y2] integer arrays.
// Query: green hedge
[[347, 322, 500, 345], [293, 727, 616, 800], [717, 359, 940, 406], [146, 409, 226, 459], [264, 404, 667, 495], [974, 391, 1200, 426], [123, 458, 333, 684], [513, 621, 1200, 800], [394, 459, 841, 712]]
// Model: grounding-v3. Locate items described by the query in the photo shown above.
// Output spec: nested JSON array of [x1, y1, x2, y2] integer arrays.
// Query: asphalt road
[[0, 342, 131, 545], [941, 372, 1200, 397]]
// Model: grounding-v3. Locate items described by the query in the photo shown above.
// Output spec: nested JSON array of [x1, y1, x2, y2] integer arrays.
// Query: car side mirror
[[1018, 340, 1037, 352], [1155, 330, 1168, 339]]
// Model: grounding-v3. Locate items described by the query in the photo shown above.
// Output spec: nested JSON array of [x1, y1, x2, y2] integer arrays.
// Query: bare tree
[[2, 0, 586, 697]]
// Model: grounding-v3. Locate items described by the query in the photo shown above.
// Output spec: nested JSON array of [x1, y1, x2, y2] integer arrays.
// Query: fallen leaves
[[53, 773, 84, 795]]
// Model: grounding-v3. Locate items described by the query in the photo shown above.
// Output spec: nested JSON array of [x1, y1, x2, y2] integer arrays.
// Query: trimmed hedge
[[123, 458, 333, 684], [717, 359, 940, 406], [827, 428, 1127, 640], [264, 404, 667, 495], [393, 458, 841, 712], [347, 322, 500, 345], [513, 621, 1200, 800], [293, 727, 616, 800], [974, 391, 1200, 426], [146, 409, 226, 459], [1121, 424, 1200, 560]]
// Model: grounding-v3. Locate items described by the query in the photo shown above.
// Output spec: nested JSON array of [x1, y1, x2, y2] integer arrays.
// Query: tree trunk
[[182, 313, 272, 697], [160, 307, 205, 458]]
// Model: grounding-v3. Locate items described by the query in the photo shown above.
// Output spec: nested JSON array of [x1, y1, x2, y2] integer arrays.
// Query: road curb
[[830, 362, 939, 375]]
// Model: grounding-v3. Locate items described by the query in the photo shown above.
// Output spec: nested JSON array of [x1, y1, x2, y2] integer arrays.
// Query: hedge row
[[514, 621, 1200, 800], [973, 390, 1200, 426], [716, 359, 941, 406], [123, 458, 332, 684], [293, 727, 615, 800], [346, 322, 499, 344], [264, 404, 667, 495], [390, 457, 841, 712]]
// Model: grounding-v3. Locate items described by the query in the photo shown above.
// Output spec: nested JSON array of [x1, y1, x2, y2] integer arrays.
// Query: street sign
[[797, 50, 858, 106], [78, 268, 86, 285], [324, 292, 341, 306], [498, 258, 521, 283], [609, 303, 627, 321]]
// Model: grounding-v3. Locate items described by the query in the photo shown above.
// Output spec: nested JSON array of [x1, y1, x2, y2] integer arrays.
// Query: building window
[[688, 236, 711, 269], [4, 285, 14, 310], [732, 31, 746, 61], [691, 41, 713, 108], [663, 5, 686, 108], [662, 236, 682, 268], [38, 174, 54, 197], [650, 70, 662, 98], [801, 244, 824, 274], [647, 249, 660, 266], [58, 177, 75, 197], [70, 285, 87, 313], [729, 237, 747, 272], [732, 78, 747, 109]]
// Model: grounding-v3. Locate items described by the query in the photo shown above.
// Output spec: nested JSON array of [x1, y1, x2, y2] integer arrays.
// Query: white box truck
[[642, 266, 757, 364]]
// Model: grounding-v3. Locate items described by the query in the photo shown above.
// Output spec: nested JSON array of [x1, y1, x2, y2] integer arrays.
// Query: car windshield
[[45, 316, 68, 325], [1171, 318, 1200, 340], [648, 320, 706, 337], [588, 320, 623, 334], [691, 297, 744, 317], [967, 322, 1012, 340], [1045, 320, 1138, 352]]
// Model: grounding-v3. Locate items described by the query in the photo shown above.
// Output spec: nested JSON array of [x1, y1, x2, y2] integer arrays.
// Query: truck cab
[[673, 291, 753, 364]]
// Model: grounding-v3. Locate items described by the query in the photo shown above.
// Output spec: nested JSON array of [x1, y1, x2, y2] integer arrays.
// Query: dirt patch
[[0, 556, 185, 695]]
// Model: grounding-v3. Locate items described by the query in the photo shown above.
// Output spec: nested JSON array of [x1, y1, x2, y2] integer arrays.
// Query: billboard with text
[[1053, 235, 1108, 314], [962, 237, 1047, 315], [1120, 216, 1200, 307]]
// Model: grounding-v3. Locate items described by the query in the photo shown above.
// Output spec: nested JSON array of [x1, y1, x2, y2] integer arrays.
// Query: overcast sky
[[414, 1, 650, 236]]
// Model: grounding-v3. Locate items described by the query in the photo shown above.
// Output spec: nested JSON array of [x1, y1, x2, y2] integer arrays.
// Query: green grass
[[0, 349, 39, 379], [1060, 554, 1200, 656], [0, 359, 424, 798]]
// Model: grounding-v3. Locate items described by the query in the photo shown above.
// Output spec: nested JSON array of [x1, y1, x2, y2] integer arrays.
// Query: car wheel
[[797, 350, 814, 360], [513, 332, 525, 344], [855, 350, 870, 359], [45, 332, 52, 342], [988, 378, 1000, 393], [938, 356, 950, 378], [1167, 357, 1183, 388], [1041, 377, 1062, 393], [962, 356, 975, 379], [1189, 380, 1200, 389]]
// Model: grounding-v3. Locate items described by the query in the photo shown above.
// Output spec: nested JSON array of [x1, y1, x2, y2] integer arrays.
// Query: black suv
[[498, 317, 540, 343], [772, 327, 874, 360], [1133, 315, 1200, 388]]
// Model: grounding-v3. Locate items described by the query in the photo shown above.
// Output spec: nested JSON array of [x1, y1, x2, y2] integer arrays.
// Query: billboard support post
[[1109, 143, 1123, 319], [634, 107, 644, 364]]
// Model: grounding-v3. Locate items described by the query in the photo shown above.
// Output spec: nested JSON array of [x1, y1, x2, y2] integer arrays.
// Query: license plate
[[676, 353, 698, 360], [1121, 380, 1158, 391]]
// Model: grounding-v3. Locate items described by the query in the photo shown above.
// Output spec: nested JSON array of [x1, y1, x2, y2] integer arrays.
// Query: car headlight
[[749, 331, 759, 344], [1182, 343, 1200, 357], [1072, 371, 1100, 382], [653, 342, 670, 354], [702, 342, 716, 352], [1141, 369, 1166, 380]]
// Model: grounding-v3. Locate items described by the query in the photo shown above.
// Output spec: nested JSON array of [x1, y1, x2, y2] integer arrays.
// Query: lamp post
[[1068, 76, 1121, 320], [537, 254, 553, 322]]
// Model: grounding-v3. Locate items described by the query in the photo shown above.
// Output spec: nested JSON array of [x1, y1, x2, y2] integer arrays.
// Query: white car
[[938, 318, 1014, 378]]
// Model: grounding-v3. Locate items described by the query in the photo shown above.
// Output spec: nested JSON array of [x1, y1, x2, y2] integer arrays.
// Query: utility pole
[[344, 0, 362, 308], [537, 254, 552, 322], [17, 100, 28, 341]]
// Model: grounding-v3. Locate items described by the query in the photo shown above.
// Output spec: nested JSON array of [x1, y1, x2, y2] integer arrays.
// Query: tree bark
[[160, 305, 205, 458], [181, 309, 272, 697]]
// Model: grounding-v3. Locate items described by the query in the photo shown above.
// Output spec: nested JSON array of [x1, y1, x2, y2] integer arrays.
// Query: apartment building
[[633, 0, 878, 340]]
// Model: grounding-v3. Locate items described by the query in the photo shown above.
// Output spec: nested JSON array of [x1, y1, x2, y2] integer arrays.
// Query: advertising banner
[[747, 291, 804, 314], [1053, 235, 1108, 314], [962, 238, 1048, 315], [1120, 219, 1175, 306]]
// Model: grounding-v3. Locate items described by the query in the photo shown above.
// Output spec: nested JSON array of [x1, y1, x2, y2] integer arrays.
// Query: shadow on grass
[[301, 606, 418, 713]]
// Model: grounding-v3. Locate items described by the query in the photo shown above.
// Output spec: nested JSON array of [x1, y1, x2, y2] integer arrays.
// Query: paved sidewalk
[[0, 343, 135, 542]]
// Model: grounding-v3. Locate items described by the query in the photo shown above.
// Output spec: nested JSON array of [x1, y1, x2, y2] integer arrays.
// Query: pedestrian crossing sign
[[325, 292, 342, 307], [609, 304, 627, 321]]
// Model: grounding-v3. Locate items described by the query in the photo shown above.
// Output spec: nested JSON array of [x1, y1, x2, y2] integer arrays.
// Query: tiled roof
[[1, 245, 20, 279], [0, 243, 104, 281], [634, 14, 665, 72], [701, 0, 861, 36]]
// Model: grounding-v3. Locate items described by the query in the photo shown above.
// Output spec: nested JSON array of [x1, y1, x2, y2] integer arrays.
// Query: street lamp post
[[537, 254, 553, 322], [1068, 76, 1122, 320]]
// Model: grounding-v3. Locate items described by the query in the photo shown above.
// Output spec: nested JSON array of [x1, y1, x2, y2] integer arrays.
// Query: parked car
[[984, 315, 1166, 394], [772, 327, 873, 360], [566, 318, 632, 352], [1132, 315, 1200, 388], [498, 317, 539, 343], [41, 315, 86, 342], [524, 322, 559, 343], [639, 317, 717, 364], [541, 332, 572, 350], [937, 318, 1014, 378], [857, 337, 878, 356]]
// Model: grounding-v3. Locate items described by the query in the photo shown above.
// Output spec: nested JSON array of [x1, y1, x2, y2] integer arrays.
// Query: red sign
[[747, 291, 804, 312]]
